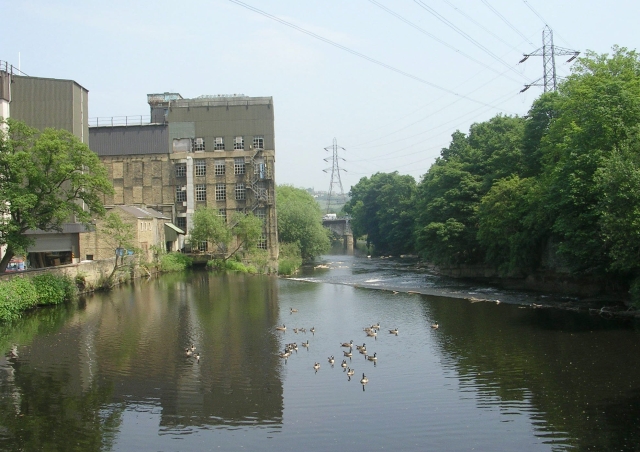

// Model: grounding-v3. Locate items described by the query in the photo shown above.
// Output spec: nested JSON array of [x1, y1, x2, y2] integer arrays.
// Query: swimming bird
[[190, 344, 196, 351], [360, 373, 369, 384], [301, 340, 310, 348], [367, 352, 377, 361], [371, 323, 380, 330], [293, 328, 298, 334], [279, 349, 291, 359], [343, 350, 353, 357], [313, 362, 320, 371], [341, 359, 348, 368], [310, 327, 316, 334], [328, 356, 335, 365], [275, 324, 286, 331], [366, 330, 377, 337], [195, 353, 201, 362], [299, 327, 306, 333], [341, 340, 354, 348], [355, 343, 366, 351], [389, 328, 398, 335], [347, 368, 355, 376], [290, 308, 298, 313], [185, 348, 192, 356], [431, 322, 439, 329]]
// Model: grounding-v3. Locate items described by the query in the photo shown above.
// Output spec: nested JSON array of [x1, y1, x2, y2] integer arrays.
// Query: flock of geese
[[274, 311, 440, 390]]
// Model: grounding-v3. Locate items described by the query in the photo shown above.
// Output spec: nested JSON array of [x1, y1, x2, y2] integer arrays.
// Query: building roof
[[116, 205, 170, 220]]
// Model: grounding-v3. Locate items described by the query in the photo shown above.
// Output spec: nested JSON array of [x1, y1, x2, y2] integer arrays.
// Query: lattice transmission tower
[[323, 138, 347, 214], [519, 25, 580, 93]]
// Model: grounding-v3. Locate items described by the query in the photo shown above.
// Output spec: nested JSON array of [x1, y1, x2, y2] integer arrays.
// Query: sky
[[4, 0, 640, 193]]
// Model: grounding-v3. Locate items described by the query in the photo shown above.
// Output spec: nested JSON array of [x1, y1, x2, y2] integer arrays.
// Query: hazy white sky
[[4, 1, 639, 192]]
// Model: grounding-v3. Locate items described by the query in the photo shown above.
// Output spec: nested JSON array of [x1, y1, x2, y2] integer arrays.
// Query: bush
[[629, 276, 640, 309], [278, 242, 303, 275], [32, 274, 76, 306], [0, 277, 39, 321], [160, 252, 193, 272]]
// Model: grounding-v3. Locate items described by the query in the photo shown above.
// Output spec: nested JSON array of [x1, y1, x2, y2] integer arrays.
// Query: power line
[[521, 0, 573, 48], [228, 0, 519, 111], [480, 0, 536, 46], [413, 0, 530, 80], [323, 138, 347, 214], [368, 0, 525, 83]]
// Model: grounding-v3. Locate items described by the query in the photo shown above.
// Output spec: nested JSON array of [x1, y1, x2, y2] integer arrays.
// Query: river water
[[1, 253, 639, 451]]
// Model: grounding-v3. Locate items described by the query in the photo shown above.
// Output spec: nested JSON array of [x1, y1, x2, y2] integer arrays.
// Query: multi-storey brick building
[[89, 93, 278, 269]]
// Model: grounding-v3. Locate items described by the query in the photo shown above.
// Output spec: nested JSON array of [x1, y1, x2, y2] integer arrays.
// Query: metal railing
[[89, 115, 155, 127]]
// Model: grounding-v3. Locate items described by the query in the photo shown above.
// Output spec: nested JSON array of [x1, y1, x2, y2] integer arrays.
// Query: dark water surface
[[1, 254, 640, 451]]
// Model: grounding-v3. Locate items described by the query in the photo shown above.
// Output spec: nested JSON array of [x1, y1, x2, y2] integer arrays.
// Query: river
[[1, 253, 639, 451]]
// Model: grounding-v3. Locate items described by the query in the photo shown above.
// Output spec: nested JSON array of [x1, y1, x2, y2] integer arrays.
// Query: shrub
[[278, 242, 303, 275], [160, 252, 193, 272], [32, 274, 76, 306], [0, 277, 39, 321]]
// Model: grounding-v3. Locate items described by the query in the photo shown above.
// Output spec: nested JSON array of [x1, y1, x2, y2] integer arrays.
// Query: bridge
[[322, 217, 354, 251]]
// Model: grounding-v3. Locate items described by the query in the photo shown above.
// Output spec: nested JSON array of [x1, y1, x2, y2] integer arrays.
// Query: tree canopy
[[276, 185, 330, 260], [0, 119, 113, 272]]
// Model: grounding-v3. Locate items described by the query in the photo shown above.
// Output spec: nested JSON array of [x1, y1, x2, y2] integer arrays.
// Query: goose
[[366, 330, 377, 337], [299, 327, 306, 333], [341, 359, 348, 368], [355, 343, 366, 351], [367, 352, 377, 361], [290, 308, 298, 313], [185, 348, 192, 356], [313, 362, 320, 371], [347, 368, 355, 376], [389, 328, 399, 335], [310, 327, 316, 334], [301, 340, 310, 348], [343, 350, 353, 357], [195, 353, 201, 362], [190, 344, 196, 351], [341, 340, 354, 348], [275, 324, 286, 331], [431, 322, 439, 329], [279, 349, 291, 359], [371, 322, 380, 330], [293, 328, 298, 334], [328, 356, 335, 365], [360, 373, 369, 384], [359, 347, 368, 355]]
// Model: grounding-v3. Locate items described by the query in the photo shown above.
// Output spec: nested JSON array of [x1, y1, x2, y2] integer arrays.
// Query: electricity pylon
[[519, 25, 579, 93], [323, 138, 347, 214]]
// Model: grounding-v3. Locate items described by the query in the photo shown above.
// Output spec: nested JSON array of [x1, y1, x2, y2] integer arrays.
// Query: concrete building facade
[[90, 93, 279, 269]]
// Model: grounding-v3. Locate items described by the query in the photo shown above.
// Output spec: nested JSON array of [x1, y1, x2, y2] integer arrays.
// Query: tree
[[344, 172, 417, 256], [276, 185, 330, 260], [189, 207, 263, 261], [189, 207, 232, 256], [0, 120, 113, 272], [101, 211, 138, 279]]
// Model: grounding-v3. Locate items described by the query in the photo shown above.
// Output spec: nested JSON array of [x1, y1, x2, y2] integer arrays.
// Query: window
[[193, 138, 205, 152], [234, 157, 245, 175], [214, 160, 226, 176], [234, 136, 244, 150], [257, 236, 267, 250], [195, 159, 206, 176], [216, 183, 226, 201], [176, 185, 186, 202], [235, 183, 246, 200], [253, 135, 264, 150], [255, 208, 266, 222], [196, 184, 207, 201], [176, 217, 187, 231], [86, 254, 93, 261], [218, 208, 227, 221], [175, 163, 186, 178], [198, 241, 208, 252], [214, 137, 224, 151]]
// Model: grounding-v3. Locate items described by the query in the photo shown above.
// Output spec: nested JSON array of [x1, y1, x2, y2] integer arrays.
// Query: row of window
[[192, 237, 267, 251], [176, 158, 247, 178], [191, 136, 265, 152], [176, 183, 249, 202]]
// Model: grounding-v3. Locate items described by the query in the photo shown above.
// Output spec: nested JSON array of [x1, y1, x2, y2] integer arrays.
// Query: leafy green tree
[[101, 212, 138, 279], [0, 119, 113, 272], [344, 172, 416, 255], [189, 207, 232, 256], [189, 207, 263, 261], [540, 46, 640, 273], [276, 185, 330, 260]]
